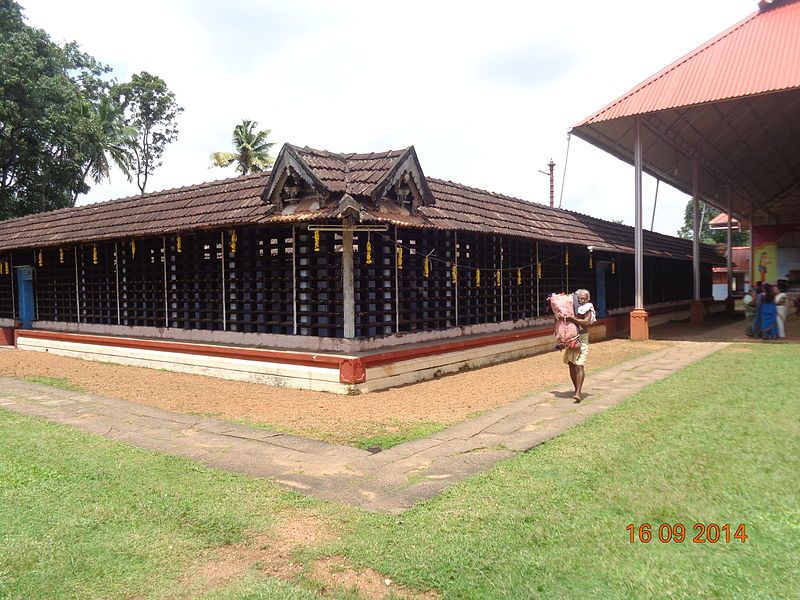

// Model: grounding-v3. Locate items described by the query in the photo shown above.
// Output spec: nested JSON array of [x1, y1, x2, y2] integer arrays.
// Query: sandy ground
[[0, 338, 669, 445]]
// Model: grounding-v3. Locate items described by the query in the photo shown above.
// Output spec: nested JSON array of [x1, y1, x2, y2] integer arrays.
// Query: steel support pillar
[[725, 187, 736, 316], [629, 116, 649, 340], [690, 160, 704, 326]]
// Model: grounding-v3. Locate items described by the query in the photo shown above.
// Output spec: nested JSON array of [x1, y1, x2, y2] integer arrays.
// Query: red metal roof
[[575, 0, 800, 126]]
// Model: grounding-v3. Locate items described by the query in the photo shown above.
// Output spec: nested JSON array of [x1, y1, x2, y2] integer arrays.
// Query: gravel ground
[[0, 339, 670, 445]]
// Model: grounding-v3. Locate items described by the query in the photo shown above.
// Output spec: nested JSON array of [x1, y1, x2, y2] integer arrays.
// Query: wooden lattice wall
[[8, 223, 708, 337], [0, 251, 15, 320]]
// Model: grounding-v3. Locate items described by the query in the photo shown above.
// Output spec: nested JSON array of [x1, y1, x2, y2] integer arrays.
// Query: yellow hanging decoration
[[176, 236, 182, 254], [229, 230, 238, 255], [2, 261, 7, 275], [476, 268, 481, 287], [564, 249, 569, 266], [589, 254, 593, 269], [92, 244, 98, 265], [495, 269, 501, 287], [423, 256, 430, 278], [37, 250, 43, 267], [131, 240, 136, 258], [451, 264, 457, 283], [517, 268, 522, 286], [396, 246, 403, 270], [5, 261, 10, 275], [365, 239, 373, 265], [611, 259, 616, 274], [536, 262, 542, 280], [59, 248, 64, 264], [314, 230, 320, 252]]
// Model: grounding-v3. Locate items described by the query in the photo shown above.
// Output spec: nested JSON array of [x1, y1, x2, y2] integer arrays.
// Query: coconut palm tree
[[211, 120, 275, 175], [73, 97, 138, 204]]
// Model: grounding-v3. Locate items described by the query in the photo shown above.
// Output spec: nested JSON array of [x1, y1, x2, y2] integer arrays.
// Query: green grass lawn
[[1, 344, 798, 599]]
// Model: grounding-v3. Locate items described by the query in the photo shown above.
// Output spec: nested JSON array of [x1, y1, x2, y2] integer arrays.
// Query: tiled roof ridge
[[574, 7, 761, 126], [0, 170, 269, 227], [288, 144, 411, 161]]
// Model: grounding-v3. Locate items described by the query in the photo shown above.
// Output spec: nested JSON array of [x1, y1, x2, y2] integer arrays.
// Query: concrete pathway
[[0, 339, 728, 513]]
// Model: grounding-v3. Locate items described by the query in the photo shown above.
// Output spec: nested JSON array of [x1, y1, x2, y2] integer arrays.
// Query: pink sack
[[550, 293, 579, 349]]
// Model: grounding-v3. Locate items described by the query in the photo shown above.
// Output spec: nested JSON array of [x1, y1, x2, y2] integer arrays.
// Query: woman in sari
[[759, 284, 780, 340]]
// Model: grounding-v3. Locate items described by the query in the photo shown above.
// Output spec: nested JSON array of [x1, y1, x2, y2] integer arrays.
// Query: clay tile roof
[[0, 172, 273, 251], [289, 145, 410, 197], [0, 142, 723, 264]]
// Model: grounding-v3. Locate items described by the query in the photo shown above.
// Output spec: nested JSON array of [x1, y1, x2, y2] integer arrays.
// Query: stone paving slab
[[0, 339, 730, 513]]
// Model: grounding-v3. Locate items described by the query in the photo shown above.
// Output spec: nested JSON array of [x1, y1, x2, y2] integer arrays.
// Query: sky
[[21, 0, 758, 237]]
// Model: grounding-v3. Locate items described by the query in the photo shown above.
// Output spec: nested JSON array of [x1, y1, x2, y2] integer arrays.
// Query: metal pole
[[692, 161, 701, 301], [74, 246, 81, 324], [394, 225, 400, 333], [221, 231, 227, 331], [548, 159, 555, 208], [650, 179, 660, 231], [292, 226, 298, 335], [454, 231, 459, 326], [342, 219, 355, 339], [633, 116, 644, 310], [535, 242, 540, 317], [726, 187, 733, 298], [114, 242, 121, 325], [163, 236, 169, 328]]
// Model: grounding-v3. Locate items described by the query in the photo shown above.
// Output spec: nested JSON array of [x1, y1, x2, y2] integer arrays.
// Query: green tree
[[211, 120, 275, 175], [0, 0, 111, 218], [113, 72, 183, 194], [73, 97, 138, 203], [677, 200, 750, 246]]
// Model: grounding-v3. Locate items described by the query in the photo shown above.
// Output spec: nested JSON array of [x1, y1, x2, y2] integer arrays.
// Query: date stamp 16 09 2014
[[626, 523, 748, 544]]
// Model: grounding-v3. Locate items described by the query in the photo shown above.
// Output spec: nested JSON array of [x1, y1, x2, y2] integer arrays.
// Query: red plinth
[[691, 300, 705, 325], [629, 309, 649, 340]]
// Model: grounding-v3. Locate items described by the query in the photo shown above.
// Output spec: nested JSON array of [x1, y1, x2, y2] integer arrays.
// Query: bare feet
[[572, 393, 582, 403]]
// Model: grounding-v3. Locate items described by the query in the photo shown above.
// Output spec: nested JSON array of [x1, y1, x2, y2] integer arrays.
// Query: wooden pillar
[[114, 242, 121, 325], [499, 239, 504, 322], [9, 252, 15, 320], [162, 236, 169, 328], [535, 242, 540, 318], [74, 245, 81, 324], [454, 231, 459, 327], [292, 226, 298, 335], [220, 231, 227, 331], [342, 218, 355, 339], [394, 225, 400, 333]]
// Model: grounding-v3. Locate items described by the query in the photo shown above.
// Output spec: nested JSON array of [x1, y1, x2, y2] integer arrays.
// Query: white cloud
[[21, 0, 756, 237]]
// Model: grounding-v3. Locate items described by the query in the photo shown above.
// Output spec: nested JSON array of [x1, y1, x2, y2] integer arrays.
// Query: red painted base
[[629, 309, 649, 341], [0, 327, 14, 346], [690, 300, 705, 326]]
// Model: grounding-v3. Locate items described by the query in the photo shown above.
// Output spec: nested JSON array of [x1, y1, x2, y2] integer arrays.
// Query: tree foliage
[[676, 200, 750, 246], [0, 0, 114, 218], [211, 119, 275, 175], [113, 72, 183, 195]]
